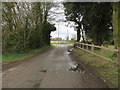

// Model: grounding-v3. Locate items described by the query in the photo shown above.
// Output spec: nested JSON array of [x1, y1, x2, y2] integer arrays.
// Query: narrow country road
[[2, 44, 108, 88]]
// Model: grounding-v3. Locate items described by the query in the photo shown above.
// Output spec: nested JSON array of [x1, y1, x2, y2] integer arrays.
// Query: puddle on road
[[67, 51, 70, 55], [66, 48, 73, 55], [68, 48, 73, 52], [39, 70, 47, 73], [68, 62, 85, 74], [33, 79, 42, 88]]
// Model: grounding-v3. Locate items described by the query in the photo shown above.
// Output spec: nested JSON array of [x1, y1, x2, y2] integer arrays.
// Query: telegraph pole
[[66, 24, 69, 41], [58, 23, 59, 44], [67, 29, 69, 41]]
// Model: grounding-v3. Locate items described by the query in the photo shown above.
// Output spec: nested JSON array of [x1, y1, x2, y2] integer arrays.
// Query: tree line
[[2, 2, 119, 54], [63, 2, 119, 48], [2, 2, 56, 54]]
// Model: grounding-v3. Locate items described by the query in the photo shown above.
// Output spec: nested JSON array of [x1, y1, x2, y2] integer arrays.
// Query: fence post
[[74, 43, 77, 49], [81, 43, 82, 48], [86, 45, 88, 50], [91, 46, 94, 52], [117, 47, 120, 62], [83, 44, 84, 49], [101, 45, 103, 56], [76, 43, 78, 49], [78, 43, 80, 47], [74, 43, 75, 49]]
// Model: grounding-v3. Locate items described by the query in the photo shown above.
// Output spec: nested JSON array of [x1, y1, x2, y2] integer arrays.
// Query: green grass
[[93, 49, 117, 61], [102, 45, 114, 48], [2, 46, 53, 64], [51, 41, 74, 44], [73, 49, 118, 88], [108, 45, 114, 49]]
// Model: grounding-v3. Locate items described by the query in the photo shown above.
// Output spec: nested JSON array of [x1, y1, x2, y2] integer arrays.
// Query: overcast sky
[[49, 2, 76, 40]]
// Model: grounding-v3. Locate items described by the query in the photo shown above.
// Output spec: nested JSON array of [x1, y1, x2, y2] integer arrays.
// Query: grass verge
[[2, 46, 53, 64], [73, 49, 118, 88], [108, 45, 114, 49], [93, 49, 117, 61]]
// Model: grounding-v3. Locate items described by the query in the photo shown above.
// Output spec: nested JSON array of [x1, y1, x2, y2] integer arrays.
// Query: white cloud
[[51, 24, 76, 39]]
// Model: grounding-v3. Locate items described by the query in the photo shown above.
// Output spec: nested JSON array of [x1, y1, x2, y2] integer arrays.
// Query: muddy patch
[[68, 62, 85, 73], [33, 79, 42, 88], [39, 70, 47, 73], [66, 51, 71, 55], [67, 48, 73, 55]]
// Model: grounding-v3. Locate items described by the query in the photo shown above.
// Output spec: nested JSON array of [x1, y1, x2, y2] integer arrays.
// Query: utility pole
[[58, 23, 59, 44], [66, 24, 69, 41], [67, 29, 69, 41]]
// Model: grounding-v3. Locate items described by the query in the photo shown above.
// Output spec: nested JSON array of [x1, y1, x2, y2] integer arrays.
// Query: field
[[51, 41, 74, 44]]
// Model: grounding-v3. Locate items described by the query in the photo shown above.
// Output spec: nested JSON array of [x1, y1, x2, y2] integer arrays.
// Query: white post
[[86, 45, 88, 50], [91, 46, 94, 52]]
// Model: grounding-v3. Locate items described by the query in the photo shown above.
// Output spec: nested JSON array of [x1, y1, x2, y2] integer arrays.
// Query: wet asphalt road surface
[[2, 44, 106, 88]]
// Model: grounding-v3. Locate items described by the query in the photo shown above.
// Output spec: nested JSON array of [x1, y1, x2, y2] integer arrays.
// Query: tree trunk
[[81, 29, 85, 42], [118, 2, 120, 48], [112, 3, 118, 49], [77, 29, 80, 42], [112, 3, 119, 57], [118, 3, 120, 88]]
